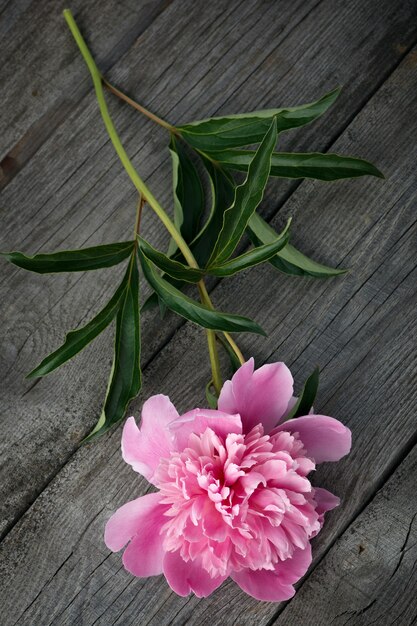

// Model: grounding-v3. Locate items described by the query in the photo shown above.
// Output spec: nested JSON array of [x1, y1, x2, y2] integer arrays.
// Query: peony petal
[[275, 414, 351, 463], [278, 543, 312, 585], [218, 358, 294, 434], [169, 408, 242, 450], [105, 493, 169, 577], [231, 544, 312, 601], [163, 550, 227, 597], [122, 395, 179, 483], [314, 487, 340, 516], [260, 459, 312, 493], [231, 569, 294, 602]]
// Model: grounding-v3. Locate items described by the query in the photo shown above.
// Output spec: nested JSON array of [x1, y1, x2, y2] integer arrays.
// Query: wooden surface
[[1, 1, 416, 624]]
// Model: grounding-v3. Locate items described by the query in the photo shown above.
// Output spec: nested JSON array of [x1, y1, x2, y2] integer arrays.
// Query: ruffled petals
[[163, 550, 227, 597], [231, 544, 312, 601], [169, 408, 242, 450]]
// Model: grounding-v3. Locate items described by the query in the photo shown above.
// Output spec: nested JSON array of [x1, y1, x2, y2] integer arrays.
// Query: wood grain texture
[[1, 1, 417, 624], [0, 0, 171, 185], [1, 0, 416, 544], [0, 13, 416, 624], [273, 445, 417, 625]]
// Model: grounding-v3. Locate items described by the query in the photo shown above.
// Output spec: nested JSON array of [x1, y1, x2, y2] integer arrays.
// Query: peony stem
[[206, 331, 222, 394], [63, 9, 226, 391], [197, 282, 222, 393], [63, 9, 196, 270], [107, 78, 246, 370], [223, 333, 245, 365]]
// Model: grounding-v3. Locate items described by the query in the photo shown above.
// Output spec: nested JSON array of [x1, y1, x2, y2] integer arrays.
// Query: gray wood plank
[[1, 0, 416, 542], [0, 0, 323, 538], [272, 445, 417, 625], [0, 34, 416, 626], [0, 0, 171, 183]]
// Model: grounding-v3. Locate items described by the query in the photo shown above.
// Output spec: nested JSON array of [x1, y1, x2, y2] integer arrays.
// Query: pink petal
[[314, 487, 340, 515], [278, 543, 312, 585], [275, 414, 351, 463], [218, 358, 294, 434], [122, 395, 179, 483], [260, 459, 311, 492], [104, 493, 168, 577], [169, 408, 242, 450], [163, 550, 227, 597], [231, 544, 312, 601]]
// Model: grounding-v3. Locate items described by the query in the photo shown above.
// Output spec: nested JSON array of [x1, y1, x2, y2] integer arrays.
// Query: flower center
[[154, 425, 320, 578]]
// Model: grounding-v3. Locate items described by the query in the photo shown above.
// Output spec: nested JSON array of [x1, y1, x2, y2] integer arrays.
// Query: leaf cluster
[[2, 86, 383, 438]]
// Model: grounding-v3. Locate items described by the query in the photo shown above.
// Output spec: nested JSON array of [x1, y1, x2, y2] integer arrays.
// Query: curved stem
[[63, 9, 197, 270], [197, 282, 222, 394], [206, 331, 222, 394], [63, 10, 243, 390], [223, 333, 245, 365]]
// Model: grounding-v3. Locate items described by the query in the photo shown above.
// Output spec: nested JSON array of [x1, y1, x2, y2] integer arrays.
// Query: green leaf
[[274, 243, 347, 277], [248, 213, 346, 278], [178, 88, 340, 151], [140, 291, 159, 313], [208, 119, 277, 266], [167, 134, 205, 256], [139, 248, 266, 335], [141, 292, 169, 319], [27, 265, 130, 378], [139, 237, 203, 283], [189, 159, 236, 268], [207, 150, 384, 181], [208, 218, 290, 277], [285, 366, 320, 420], [205, 380, 218, 409], [86, 253, 141, 441], [1, 241, 135, 273]]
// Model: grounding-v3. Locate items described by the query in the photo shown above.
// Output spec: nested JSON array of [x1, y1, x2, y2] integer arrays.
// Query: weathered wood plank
[[0, 0, 171, 183], [0, 34, 415, 626], [272, 445, 417, 625], [0, 0, 324, 538], [1, 0, 416, 542]]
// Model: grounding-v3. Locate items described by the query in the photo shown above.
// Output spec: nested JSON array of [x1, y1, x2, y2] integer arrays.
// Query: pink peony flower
[[105, 358, 351, 601]]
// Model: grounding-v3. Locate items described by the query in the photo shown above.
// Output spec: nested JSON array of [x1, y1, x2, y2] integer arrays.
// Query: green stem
[[223, 332, 245, 365], [198, 282, 244, 366], [63, 11, 249, 391], [63, 9, 197, 270], [197, 282, 222, 394], [64, 9, 227, 389], [207, 332, 222, 394]]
